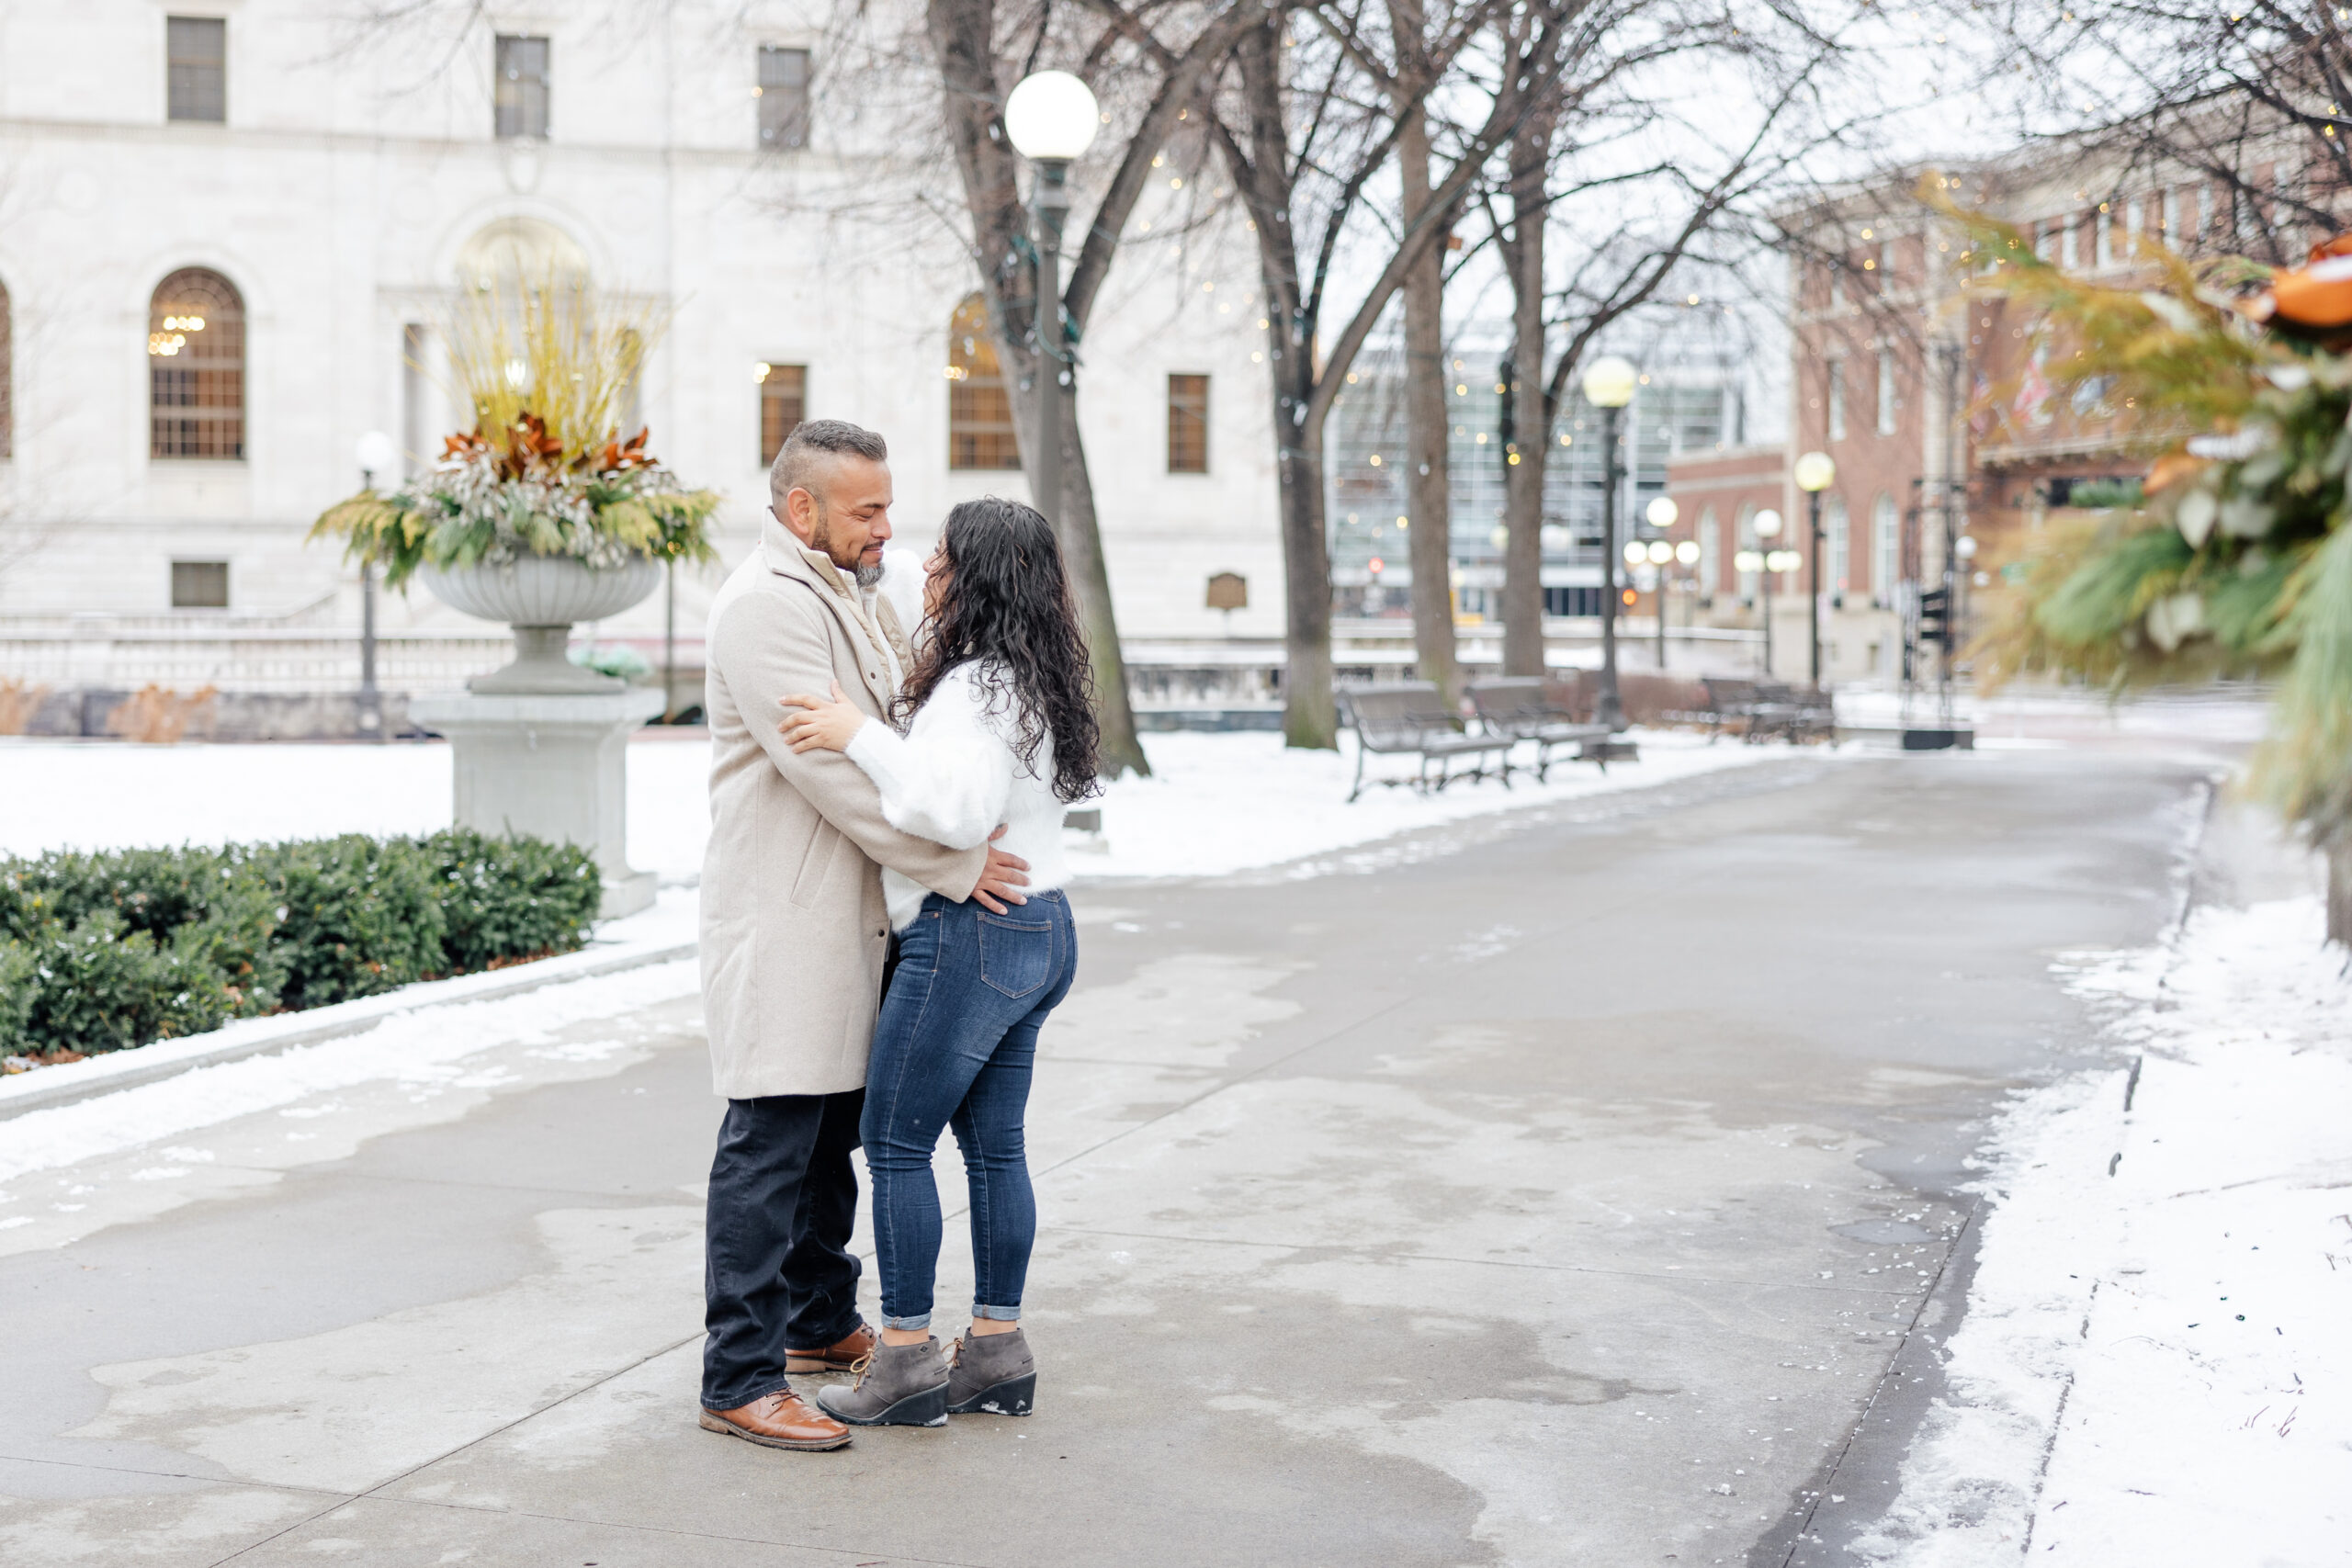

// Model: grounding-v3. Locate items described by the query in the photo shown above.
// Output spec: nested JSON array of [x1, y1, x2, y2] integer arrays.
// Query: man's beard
[[808, 504, 882, 588]]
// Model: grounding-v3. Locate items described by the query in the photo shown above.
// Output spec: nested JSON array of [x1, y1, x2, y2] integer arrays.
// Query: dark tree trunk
[[926, 0, 1149, 778], [1499, 105, 1554, 678], [1237, 20, 1339, 750], [1391, 1, 1459, 702], [1276, 395, 1340, 750]]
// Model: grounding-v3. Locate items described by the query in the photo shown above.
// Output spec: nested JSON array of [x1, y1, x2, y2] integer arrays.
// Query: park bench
[[1338, 682, 1515, 803], [1696, 675, 1836, 743], [1465, 677, 1615, 781]]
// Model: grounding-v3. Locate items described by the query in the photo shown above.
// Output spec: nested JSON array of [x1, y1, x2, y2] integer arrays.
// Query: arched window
[[1736, 503, 1758, 599], [0, 276, 12, 461], [1698, 507, 1719, 594], [1871, 493, 1900, 602], [947, 293, 1020, 470], [150, 268, 244, 459]]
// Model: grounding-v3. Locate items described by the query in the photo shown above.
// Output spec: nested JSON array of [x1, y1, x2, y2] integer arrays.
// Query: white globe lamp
[[1004, 72, 1101, 163], [1581, 355, 1638, 409], [356, 430, 398, 486]]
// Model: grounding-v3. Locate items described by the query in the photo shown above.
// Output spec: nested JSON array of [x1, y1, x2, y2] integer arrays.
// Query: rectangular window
[[1879, 240, 1894, 279], [1167, 373, 1209, 473], [1827, 502, 1849, 591], [2096, 209, 2112, 268], [2161, 188, 2180, 239], [1873, 498, 1898, 599], [494, 35, 550, 139], [171, 560, 229, 609], [1826, 359, 1847, 442], [1876, 348, 1896, 436], [758, 361, 807, 467], [166, 16, 226, 123], [758, 46, 811, 149], [2060, 219, 2077, 268]]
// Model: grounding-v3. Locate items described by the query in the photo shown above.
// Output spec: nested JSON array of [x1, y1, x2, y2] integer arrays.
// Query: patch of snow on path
[[1854, 896, 2352, 1565], [0, 958, 701, 1190]]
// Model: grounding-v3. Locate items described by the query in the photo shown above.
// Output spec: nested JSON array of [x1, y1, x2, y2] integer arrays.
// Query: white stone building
[[0, 2, 1281, 726]]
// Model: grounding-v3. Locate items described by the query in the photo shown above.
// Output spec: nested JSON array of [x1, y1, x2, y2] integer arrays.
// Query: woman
[[776, 495, 1098, 1429]]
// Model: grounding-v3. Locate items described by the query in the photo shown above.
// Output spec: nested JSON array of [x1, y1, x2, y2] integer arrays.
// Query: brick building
[[1667, 123, 2326, 685]]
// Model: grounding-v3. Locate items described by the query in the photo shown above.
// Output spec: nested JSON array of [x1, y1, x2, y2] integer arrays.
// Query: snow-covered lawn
[[0, 726, 1788, 883], [1857, 894, 2352, 1565]]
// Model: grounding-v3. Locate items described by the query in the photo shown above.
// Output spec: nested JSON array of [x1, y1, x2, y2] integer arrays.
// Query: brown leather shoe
[[697, 1391, 851, 1452], [785, 1321, 876, 1374]]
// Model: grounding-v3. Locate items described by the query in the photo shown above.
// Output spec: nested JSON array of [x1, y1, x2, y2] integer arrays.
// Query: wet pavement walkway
[[0, 748, 2208, 1566]]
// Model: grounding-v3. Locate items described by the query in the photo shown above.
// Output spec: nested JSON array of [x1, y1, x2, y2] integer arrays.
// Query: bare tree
[[925, 0, 1271, 779], [1207, 0, 1591, 747], [1489, 28, 1830, 676], [1384, 0, 1492, 702], [1996, 1, 2352, 261]]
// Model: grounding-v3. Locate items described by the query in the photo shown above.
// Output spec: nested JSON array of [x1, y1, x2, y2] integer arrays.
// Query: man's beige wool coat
[[700, 515, 987, 1099]]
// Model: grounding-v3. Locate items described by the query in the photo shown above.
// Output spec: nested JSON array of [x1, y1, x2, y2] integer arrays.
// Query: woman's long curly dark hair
[[896, 497, 1100, 803]]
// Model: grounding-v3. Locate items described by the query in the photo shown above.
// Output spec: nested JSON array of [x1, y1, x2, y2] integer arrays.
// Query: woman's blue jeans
[[863, 888, 1077, 1331]]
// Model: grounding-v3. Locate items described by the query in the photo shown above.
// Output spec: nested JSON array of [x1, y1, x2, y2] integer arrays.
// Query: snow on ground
[[1, 725, 1788, 884], [1834, 684, 2275, 746], [1854, 894, 2352, 1566]]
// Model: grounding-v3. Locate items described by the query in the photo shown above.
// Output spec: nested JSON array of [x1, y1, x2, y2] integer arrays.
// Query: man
[[697, 419, 1030, 1452]]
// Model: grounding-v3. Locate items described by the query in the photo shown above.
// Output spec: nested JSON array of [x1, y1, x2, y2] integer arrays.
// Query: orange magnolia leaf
[[2259, 256, 2352, 329], [2145, 450, 2205, 494]]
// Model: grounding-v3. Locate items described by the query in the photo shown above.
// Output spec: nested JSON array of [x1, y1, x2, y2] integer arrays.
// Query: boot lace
[[845, 1349, 876, 1389]]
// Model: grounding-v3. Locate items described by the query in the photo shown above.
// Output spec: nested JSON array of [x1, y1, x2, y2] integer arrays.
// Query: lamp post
[[1751, 508, 1783, 674], [1673, 537, 1701, 654], [1645, 496, 1678, 669], [354, 430, 398, 741], [1792, 449, 1836, 691], [1581, 355, 1637, 729], [1003, 70, 1101, 530]]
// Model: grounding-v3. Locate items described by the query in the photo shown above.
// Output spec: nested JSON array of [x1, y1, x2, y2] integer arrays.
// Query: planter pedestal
[[409, 688, 665, 919]]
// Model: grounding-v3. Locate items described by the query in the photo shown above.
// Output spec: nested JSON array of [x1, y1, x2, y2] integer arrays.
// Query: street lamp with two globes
[[1002, 70, 1102, 528], [1642, 494, 1679, 669], [1736, 508, 1799, 675]]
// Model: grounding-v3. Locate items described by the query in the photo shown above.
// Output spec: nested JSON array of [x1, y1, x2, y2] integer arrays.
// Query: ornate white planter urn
[[419, 556, 662, 694], [410, 554, 668, 919]]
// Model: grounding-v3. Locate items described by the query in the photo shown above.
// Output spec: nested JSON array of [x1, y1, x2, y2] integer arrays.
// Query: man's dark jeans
[[700, 1089, 865, 1412]]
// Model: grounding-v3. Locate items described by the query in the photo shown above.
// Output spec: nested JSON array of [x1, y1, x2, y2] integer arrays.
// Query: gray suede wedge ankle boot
[[814, 1338, 948, 1427], [946, 1328, 1035, 1416]]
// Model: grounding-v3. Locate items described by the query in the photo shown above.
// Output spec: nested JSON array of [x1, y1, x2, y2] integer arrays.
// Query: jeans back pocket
[[977, 911, 1054, 998]]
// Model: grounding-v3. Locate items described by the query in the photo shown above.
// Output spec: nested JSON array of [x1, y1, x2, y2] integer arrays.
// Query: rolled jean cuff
[[882, 1311, 933, 1331], [972, 1302, 1023, 1322]]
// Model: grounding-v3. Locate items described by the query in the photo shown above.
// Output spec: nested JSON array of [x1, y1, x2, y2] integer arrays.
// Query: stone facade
[[0, 1, 1282, 688]]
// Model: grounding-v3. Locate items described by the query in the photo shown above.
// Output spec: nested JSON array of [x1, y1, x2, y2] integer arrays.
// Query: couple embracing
[[695, 419, 1096, 1452]]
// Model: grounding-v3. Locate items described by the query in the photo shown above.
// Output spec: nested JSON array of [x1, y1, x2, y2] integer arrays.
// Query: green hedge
[[0, 829, 601, 1059]]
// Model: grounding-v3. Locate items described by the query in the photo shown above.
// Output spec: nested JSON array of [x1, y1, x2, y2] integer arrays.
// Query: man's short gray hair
[[771, 419, 888, 511]]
